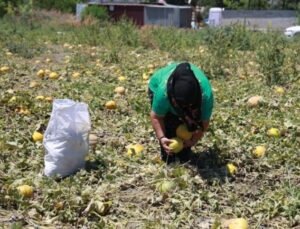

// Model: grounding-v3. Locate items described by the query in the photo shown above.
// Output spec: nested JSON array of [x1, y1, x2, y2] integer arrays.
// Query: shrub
[[81, 5, 109, 22], [0, 0, 6, 17], [33, 0, 82, 13], [203, 24, 254, 51], [0, 0, 23, 17], [113, 18, 139, 47], [257, 33, 286, 85]]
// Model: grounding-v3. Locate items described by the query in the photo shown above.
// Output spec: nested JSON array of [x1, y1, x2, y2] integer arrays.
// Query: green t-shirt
[[149, 62, 214, 120]]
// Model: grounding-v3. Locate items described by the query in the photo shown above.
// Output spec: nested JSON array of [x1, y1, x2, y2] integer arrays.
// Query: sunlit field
[[0, 11, 299, 228]]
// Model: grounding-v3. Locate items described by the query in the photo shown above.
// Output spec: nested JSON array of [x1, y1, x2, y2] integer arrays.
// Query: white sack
[[43, 99, 91, 177]]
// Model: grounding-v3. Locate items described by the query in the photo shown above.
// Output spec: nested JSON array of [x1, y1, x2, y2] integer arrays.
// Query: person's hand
[[184, 138, 198, 148], [184, 130, 204, 148], [160, 137, 173, 155]]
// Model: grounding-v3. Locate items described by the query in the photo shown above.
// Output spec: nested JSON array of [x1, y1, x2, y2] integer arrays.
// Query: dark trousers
[[148, 89, 192, 164]]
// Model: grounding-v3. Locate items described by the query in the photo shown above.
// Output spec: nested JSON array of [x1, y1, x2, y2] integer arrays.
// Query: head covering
[[169, 62, 201, 108], [167, 63, 203, 131], [173, 75, 200, 107]]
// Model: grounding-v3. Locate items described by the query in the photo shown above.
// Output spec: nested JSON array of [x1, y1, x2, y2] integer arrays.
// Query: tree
[[223, 0, 246, 9], [166, 0, 188, 5], [244, 0, 269, 9], [269, 0, 299, 9]]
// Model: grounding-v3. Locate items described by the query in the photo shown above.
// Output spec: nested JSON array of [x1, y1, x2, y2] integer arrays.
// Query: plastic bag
[[43, 99, 91, 177]]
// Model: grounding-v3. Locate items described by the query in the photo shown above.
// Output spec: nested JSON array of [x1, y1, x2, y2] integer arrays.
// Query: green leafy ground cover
[[0, 12, 300, 228]]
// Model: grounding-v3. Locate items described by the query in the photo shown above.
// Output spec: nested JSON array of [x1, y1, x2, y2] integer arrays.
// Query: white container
[[208, 7, 223, 27], [43, 99, 91, 177]]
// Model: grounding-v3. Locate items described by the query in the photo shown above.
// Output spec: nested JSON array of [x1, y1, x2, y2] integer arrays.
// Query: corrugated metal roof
[[88, 1, 191, 9]]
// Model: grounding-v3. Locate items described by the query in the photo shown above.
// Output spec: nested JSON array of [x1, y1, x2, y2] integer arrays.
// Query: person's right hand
[[160, 137, 173, 155]]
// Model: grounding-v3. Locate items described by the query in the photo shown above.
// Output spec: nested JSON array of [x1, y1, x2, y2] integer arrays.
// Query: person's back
[[148, 62, 214, 163]]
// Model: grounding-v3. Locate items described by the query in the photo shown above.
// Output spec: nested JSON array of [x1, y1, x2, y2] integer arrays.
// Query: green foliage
[[0, 0, 23, 17], [246, 0, 269, 9], [201, 28, 232, 78], [298, 3, 300, 24], [151, 27, 185, 51], [113, 18, 140, 47], [166, 0, 187, 5], [0, 17, 44, 58], [0, 15, 300, 228], [33, 0, 82, 13], [199, 24, 254, 78], [204, 24, 253, 51], [81, 5, 109, 22], [139, 26, 205, 61], [0, 0, 5, 17], [196, 0, 224, 8], [257, 33, 286, 85], [0, 0, 35, 19], [18, 0, 33, 16], [223, 0, 246, 9], [222, 0, 270, 9], [72, 17, 139, 47], [101, 18, 140, 63]]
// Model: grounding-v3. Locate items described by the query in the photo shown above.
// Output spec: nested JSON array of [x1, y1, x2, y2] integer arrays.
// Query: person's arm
[[184, 120, 210, 148], [150, 111, 173, 154]]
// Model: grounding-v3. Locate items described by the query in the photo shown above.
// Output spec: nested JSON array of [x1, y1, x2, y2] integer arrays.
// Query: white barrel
[[208, 7, 223, 27]]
